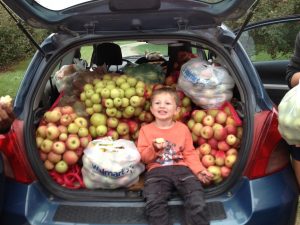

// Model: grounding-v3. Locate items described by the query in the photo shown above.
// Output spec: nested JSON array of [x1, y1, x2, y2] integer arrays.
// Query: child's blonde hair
[[150, 86, 180, 106]]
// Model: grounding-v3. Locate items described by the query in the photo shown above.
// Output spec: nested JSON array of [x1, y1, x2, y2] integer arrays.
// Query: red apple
[[61, 105, 74, 115], [215, 110, 227, 125], [207, 138, 218, 149], [226, 134, 237, 146], [44, 160, 55, 170], [226, 148, 238, 156], [215, 151, 226, 166], [197, 136, 207, 146], [225, 124, 237, 135], [213, 127, 228, 141], [202, 115, 215, 126], [63, 151, 79, 166], [60, 114, 73, 126], [47, 151, 62, 163], [40, 139, 53, 153], [200, 126, 214, 139], [201, 154, 215, 167], [127, 120, 139, 134], [36, 125, 48, 138], [192, 123, 203, 137], [221, 166, 231, 178], [217, 140, 230, 151], [198, 143, 211, 155]]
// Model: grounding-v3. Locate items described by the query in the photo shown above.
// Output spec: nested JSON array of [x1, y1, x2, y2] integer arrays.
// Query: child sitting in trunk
[[137, 86, 213, 225]]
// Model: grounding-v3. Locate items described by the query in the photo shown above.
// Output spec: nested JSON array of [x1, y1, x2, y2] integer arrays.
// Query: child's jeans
[[143, 165, 209, 225]]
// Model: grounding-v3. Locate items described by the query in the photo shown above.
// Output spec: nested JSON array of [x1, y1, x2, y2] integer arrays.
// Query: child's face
[[150, 92, 179, 122]]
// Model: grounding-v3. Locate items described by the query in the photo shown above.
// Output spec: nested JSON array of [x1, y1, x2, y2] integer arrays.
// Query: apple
[[127, 120, 139, 134], [225, 124, 237, 135], [46, 126, 60, 140], [116, 122, 130, 135], [83, 83, 94, 91], [80, 135, 92, 148], [207, 109, 219, 117], [90, 113, 107, 126], [136, 80, 146, 89], [40, 140, 53, 153], [201, 154, 215, 168], [202, 115, 215, 126], [121, 98, 130, 108], [214, 151, 226, 166], [55, 160, 69, 173], [192, 123, 203, 137], [226, 148, 238, 156], [144, 112, 154, 123], [85, 99, 93, 108], [130, 96, 141, 107], [213, 127, 228, 141], [46, 110, 62, 123], [78, 127, 89, 137], [127, 77, 138, 87], [226, 116, 237, 126], [44, 160, 55, 170], [36, 136, 44, 148], [90, 93, 101, 104], [217, 141, 230, 151], [85, 89, 95, 99], [92, 104, 102, 113], [106, 107, 118, 117], [115, 77, 126, 86], [106, 129, 119, 140], [113, 97, 123, 108], [107, 117, 119, 128], [123, 106, 135, 118], [52, 141, 66, 154], [103, 98, 114, 108], [80, 92, 87, 101], [181, 96, 191, 107], [136, 87, 145, 97], [226, 134, 237, 146], [236, 126, 243, 139], [39, 151, 48, 161], [57, 125, 68, 134], [86, 107, 94, 115], [225, 154, 237, 168], [200, 126, 214, 139], [198, 143, 211, 155], [221, 166, 231, 178], [59, 133, 68, 141], [207, 165, 222, 181], [96, 125, 108, 137], [192, 110, 206, 123], [67, 122, 80, 134], [89, 126, 97, 138], [134, 107, 143, 117], [187, 119, 195, 130], [120, 82, 131, 90], [165, 75, 177, 86], [207, 138, 218, 149], [63, 151, 79, 166], [101, 88, 111, 99], [110, 88, 121, 99], [197, 137, 207, 146], [47, 151, 62, 163], [74, 117, 88, 128], [124, 87, 136, 99], [215, 111, 227, 125], [36, 125, 47, 138], [66, 135, 80, 150]]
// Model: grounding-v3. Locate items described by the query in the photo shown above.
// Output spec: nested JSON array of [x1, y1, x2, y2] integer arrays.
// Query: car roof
[[2, 0, 256, 34]]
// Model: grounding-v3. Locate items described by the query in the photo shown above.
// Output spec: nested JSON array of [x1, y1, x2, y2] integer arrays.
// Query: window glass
[[240, 21, 300, 62], [35, 0, 93, 10]]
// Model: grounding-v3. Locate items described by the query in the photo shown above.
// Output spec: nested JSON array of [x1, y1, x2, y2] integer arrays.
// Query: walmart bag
[[82, 137, 145, 189]]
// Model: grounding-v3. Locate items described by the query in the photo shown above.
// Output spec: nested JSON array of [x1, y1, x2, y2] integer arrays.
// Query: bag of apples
[[81, 137, 145, 189], [177, 58, 235, 109], [278, 82, 300, 145]]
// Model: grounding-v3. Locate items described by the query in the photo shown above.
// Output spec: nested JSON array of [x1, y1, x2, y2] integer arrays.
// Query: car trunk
[[21, 30, 254, 203]]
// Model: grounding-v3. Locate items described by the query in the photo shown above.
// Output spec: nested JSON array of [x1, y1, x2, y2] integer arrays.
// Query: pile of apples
[[36, 105, 92, 174], [186, 108, 242, 184]]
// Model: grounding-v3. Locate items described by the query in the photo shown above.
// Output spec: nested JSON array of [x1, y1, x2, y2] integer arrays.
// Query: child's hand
[[197, 169, 213, 184], [0, 96, 14, 133], [152, 138, 166, 152]]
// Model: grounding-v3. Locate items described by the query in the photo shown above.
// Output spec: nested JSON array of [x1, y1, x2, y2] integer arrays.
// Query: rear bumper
[[1, 167, 298, 225]]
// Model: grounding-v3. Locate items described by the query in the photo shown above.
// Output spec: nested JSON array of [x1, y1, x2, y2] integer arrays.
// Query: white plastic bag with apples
[[177, 58, 235, 109], [278, 81, 300, 145], [81, 137, 145, 189]]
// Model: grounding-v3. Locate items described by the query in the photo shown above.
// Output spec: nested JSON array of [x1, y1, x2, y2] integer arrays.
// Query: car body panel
[[1, 167, 297, 225], [2, 0, 256, 33]]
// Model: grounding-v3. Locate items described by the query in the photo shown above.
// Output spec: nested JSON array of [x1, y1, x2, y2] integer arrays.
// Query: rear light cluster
[[0, 120, 35, 183], [244, 108, 290, 179]]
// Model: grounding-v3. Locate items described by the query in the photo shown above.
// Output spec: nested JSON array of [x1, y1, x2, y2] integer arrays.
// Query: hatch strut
[[0, 1, 46, 57], [231, 0, 260, 48]]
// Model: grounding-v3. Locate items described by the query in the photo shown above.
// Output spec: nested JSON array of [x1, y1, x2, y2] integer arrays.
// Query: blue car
[[0, 0, 299, 224]]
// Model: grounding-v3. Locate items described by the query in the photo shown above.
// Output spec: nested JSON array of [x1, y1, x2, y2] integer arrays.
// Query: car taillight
[[244, 108, 290, 179], [0, 119, 35, 183]]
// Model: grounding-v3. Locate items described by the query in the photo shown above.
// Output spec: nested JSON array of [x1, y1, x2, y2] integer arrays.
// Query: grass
[[0, 59, 31, 98]]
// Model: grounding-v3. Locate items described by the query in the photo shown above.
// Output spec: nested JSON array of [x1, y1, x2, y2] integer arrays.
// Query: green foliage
[[0, 6, 48, 69]]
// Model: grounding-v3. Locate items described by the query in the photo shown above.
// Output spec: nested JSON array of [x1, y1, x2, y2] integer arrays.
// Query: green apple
[[123, 106, 135, 118], [95, 81, 105, 89], [80, 92, 86, 101], [124, 87, 136, 99], [78, 127, 89, 137], [55, 160, 69, 173], [120, 82, 130, 90], [106, 107, 118, 117], [74, 117, 88, 128], [136, 87, 145, 97], [90, 93, 101, 104], [116, 122, 130, 135], [96, 125, 108, 136], [136, 80, 146, 89], [115, 77, 126, 86], [110, 88, 120, 99], [127, 77, 137, 87], [90, 113, 107, 126], [85, 99, 93, 108], [92, 104, 102, 113], [130, 95, 141, 107], [89, 126, 97, 138], [86, 107, 94, 115], [83, 83, 94, 91], [101, 88, 111, 99], [67, 122, 80, 134], [103, 98, 114, 108], [92, 78, 101, 85], [113, 97, 122, 108], [121, 98, 130, 108], [107, 117, 119, 128], [85, 89, 95, 98]]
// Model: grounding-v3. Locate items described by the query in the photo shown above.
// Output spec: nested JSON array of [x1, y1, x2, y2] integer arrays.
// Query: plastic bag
[[81, 137, 145, 189], [278, 82, 300, 145], [177, 58, 235, 109]]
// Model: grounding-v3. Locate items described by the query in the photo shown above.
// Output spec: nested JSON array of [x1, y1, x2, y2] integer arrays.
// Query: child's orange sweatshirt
[[137, 121, 205, 175]]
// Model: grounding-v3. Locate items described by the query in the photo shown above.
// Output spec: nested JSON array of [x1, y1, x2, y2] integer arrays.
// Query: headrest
[[93, 43, 123, 66]]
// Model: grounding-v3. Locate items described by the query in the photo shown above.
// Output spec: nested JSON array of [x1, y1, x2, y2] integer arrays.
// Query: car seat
[[91, 43, 123, 72]]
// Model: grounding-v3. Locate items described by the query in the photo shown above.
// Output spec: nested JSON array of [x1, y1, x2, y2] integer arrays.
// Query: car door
[[238, 15, 300, 105]]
